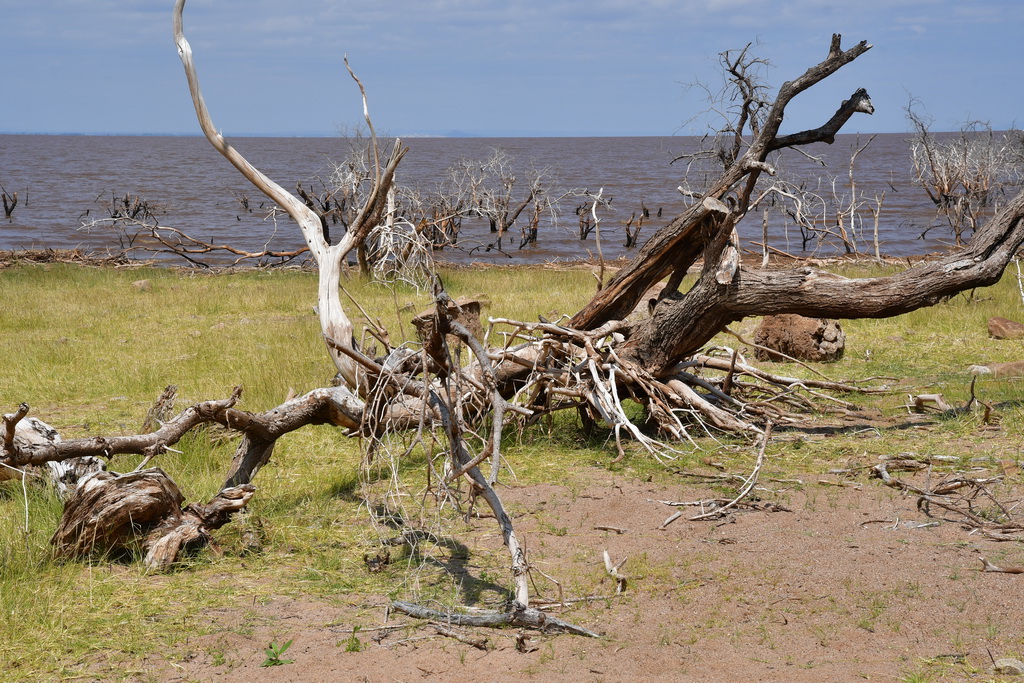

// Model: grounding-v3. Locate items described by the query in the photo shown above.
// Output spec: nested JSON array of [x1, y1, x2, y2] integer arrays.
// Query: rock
[[988, 316, 1024, 339], [993, 658, 1024, 676], [970, 360, 1024, 377], [131, 279, 151, 292], [753, 314, 845, 363]]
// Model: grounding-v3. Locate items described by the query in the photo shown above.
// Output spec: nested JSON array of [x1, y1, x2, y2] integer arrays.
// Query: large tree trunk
[[621, 177, 1024, 377], [571, 37, 873, 333], [569, 35, 1024, 380]]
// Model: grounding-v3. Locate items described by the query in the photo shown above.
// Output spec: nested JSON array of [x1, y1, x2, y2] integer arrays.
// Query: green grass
[[2, 260, 1024, 678], [0, 262, 600, 679]]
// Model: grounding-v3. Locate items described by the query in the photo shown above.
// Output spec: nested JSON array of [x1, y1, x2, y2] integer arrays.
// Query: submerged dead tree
[[907, 109, 1024, 245], [1, 186, 17, 218], [8, 23, 1024, 636]]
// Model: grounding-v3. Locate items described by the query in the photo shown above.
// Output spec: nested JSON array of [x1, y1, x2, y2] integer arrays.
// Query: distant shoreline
[[0, 130, 980, 139], [0, 248, 950, 272]]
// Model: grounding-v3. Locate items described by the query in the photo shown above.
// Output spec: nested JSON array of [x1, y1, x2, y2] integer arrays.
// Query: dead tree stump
[[753, 314, 845, 362], [1, 412, 105, 495], [50, 467, 255, 570], [51, 468, 186, 560]]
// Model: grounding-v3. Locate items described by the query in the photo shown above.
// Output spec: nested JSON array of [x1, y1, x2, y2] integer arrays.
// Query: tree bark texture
[[50, 467, 255, 571], [624, 190, 1024, 376]]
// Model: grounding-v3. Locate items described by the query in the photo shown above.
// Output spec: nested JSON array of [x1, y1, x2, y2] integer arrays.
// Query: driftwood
[[565, 35, 1024, 388], [428, 623, 489, 650], [979, 556, 1024, 574], [50, 467, 254, 570], [658, 423, 775, 529], [873, 458, 1024, 542], [2, 404, 105, 493], [603, 550, 628, 594]]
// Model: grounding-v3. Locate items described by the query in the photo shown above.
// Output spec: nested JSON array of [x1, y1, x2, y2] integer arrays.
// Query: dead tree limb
[[565, 34, 1024, 385], [50, 467, 255, 571], [979, 557, 1024, 574], [3, 386, 365, 568], [174, 0, 406, 387], [571, 35, 873, 332], [689, 421, 770, 521]]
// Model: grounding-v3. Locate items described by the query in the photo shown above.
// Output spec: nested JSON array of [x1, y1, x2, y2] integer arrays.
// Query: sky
[[2, 0, 1022, 137]]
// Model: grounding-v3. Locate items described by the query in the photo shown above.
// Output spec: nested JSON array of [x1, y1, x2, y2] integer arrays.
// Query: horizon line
[[0, 128, 969, 139]]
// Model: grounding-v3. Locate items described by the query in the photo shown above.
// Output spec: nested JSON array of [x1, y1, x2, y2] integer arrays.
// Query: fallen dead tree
[[9, 9, 1024, 638]]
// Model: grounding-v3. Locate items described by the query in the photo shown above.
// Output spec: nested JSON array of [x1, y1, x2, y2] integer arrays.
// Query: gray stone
[[993, 658, 1024, 676]]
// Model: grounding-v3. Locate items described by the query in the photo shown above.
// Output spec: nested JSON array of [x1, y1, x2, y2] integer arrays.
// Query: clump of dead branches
[[872, 455, 1023, 542], [908, 107, 1024, 245]]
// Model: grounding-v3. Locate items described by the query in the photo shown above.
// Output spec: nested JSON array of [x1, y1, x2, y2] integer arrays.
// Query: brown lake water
[[0, 133, 971, 265]]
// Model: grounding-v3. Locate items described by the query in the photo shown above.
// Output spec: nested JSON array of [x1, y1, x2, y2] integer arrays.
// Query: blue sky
[[2, 0, 1021, 136]]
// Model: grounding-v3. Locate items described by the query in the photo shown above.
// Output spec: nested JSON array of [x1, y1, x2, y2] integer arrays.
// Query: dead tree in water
[[2, 187, 18, 218], [448, 149, 554, 252], [759, 134, 885, 257], [576, 202, 595, 239], [623, 210, 643, 247], [908, 108, 1024, 245]]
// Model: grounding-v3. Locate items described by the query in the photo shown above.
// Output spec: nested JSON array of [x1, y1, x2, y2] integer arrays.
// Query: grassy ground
[[1, 260, 1023, 680]]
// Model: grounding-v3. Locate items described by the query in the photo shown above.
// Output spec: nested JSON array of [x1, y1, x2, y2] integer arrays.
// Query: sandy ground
[[144, 454, 1024, 683]]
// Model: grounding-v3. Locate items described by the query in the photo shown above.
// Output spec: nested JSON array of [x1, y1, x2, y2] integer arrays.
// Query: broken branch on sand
[[659, 422, 773, 529], [979, 556, 1024, 574]]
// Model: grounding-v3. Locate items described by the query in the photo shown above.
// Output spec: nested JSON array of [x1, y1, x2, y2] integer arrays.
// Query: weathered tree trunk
[[3, 386, 365, 569], [50, 467, 255, 571], [621, 190, 1024, 376]]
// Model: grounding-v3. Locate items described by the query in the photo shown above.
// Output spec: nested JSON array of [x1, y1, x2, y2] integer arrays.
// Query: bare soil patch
[[149, 448, 1024, 682]]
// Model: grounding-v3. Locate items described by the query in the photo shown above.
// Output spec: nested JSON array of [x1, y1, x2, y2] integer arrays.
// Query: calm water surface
[[0, 133, 963, 264]]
